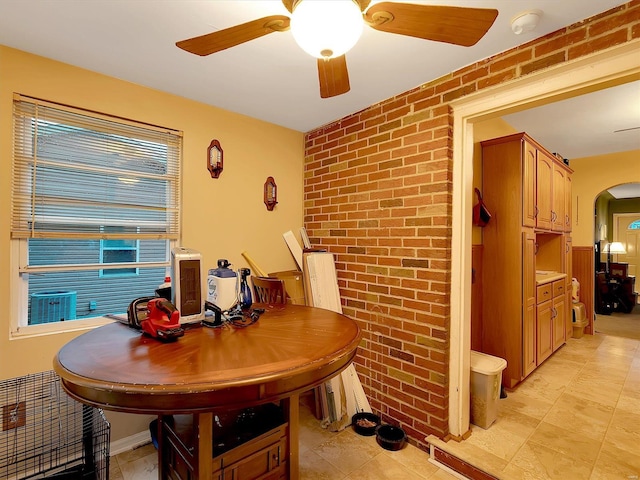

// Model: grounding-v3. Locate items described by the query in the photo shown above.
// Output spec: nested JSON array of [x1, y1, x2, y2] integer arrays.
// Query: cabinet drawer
[[537, 284, 552, 303], [553, 280, 565, 297]]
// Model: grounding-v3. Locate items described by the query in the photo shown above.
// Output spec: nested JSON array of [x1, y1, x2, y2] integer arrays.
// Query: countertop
[[535, 271, 567, 285]]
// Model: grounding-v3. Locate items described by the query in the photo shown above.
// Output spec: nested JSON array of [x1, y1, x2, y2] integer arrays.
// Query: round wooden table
[[53, 304, 360, 479]]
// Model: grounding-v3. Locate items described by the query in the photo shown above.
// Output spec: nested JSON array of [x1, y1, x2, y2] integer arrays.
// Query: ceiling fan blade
[[365, 2, 498, 47], [317, 55, 350, 98], [176, 15, 290, 56]]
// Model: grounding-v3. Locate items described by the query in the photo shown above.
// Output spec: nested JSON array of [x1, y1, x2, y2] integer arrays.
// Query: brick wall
[[303, 2, 639, 448]]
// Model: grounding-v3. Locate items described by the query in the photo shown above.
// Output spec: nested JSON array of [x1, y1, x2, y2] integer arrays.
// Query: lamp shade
[[606, 241, 627, 255], [290, 0, 363, 59]]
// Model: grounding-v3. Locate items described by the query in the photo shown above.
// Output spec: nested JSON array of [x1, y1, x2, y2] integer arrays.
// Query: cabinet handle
[[535, 205, 539, 218], [551, 211, 556, 222], [566, 214, 570, 226], [534, 242, 539, 255], [566, 243, 570, 253]]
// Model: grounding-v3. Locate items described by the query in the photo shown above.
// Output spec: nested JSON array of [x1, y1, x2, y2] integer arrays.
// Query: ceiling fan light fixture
[[290, 0, 363, 59]]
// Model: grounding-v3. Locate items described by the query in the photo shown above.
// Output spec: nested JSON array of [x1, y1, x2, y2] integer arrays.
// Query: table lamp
[[605, 241, 626, 275]]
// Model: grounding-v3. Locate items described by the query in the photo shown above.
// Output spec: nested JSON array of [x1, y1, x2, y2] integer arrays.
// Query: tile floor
[[109, 314, 640, 480], [429, 315, 640, 480]]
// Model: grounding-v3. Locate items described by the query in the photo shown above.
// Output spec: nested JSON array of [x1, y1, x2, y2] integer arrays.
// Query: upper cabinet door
[[552, 163, 565, 232], [564, 174, 572, 232], [522, 141, 537, 228], [536, 151, 553, 231]]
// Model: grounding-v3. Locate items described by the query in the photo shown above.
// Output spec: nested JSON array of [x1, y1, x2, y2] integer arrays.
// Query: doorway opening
[[448, 41, 640, 437]]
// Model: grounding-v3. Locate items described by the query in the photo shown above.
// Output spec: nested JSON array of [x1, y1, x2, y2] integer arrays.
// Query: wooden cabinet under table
[[161, 409, 288, 480]]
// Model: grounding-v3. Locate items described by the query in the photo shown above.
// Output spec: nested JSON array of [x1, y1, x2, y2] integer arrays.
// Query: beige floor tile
[[590, 442, 640, 480], [312, 428, 383, 475], [461, 418, 530, 462], [533, 357, 583, 384], [344, 452, 434, 480], [501, 388, 555, 421], [509, 441, 593, 480], [380, 442, 438, 478], [118, 452, 159, 480], [299, 416, 344, 452], [430, 468, 466, 479], [616, 390, 640, 414], [541, 393, 614, 442], [300, 449, 347, 480], [563, 377, 623, 408], [603, 409, 640, 457], [115, 443, 157, 465], [109, 459, 125, 480], [527, 421, 601, 468], [506, 370, 566, 404]]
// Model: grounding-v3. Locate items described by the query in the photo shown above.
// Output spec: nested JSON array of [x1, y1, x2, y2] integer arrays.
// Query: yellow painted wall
[[471, 118, 518, 245], [570, 150, 640, 246], [0, 46, 304, 440]]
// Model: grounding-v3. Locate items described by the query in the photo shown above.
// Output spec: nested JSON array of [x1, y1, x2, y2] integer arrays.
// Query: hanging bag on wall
[[473, 188, 492, 227]]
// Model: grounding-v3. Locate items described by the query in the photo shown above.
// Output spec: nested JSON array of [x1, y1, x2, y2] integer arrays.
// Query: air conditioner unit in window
[[30, 291, 77, 324]]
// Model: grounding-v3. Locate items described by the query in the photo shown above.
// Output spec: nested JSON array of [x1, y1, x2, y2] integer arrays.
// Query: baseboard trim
[[110, 431, 152, 457]]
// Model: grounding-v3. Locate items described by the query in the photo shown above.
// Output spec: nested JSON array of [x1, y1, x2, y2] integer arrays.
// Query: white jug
[[208, 259, 238, 311]]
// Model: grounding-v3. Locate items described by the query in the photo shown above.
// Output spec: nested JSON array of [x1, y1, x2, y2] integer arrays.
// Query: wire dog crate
[[0, 370, 110, 479]]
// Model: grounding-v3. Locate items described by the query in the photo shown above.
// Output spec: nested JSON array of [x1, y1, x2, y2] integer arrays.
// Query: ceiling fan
[[176, 0, 498, 98]]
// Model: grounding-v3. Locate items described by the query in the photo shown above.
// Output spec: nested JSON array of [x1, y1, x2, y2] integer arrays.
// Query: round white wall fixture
[[511, 10, 542, 35]]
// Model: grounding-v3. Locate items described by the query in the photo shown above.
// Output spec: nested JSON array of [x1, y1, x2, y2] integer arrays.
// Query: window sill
[[11, 316, 116, 339]]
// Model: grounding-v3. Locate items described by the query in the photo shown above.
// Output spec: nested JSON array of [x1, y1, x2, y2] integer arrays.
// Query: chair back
[[252, 276, 287, 305]]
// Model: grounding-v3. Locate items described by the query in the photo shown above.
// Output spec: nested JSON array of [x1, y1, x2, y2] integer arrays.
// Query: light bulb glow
[[290, 0, 363, 59]]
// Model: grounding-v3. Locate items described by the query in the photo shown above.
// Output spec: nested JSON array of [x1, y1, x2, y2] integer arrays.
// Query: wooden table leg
[[196, 412, 213, 479], [156, 416, 164, 479], [283, 393, 300, 480]]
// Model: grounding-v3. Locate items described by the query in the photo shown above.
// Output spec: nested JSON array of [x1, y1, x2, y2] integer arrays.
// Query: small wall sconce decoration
[[264, 176, 278, 211], [207, 139, 223, 178]]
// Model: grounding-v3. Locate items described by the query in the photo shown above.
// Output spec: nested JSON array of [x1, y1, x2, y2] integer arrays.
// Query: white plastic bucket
[[470, 351, 507, 429]]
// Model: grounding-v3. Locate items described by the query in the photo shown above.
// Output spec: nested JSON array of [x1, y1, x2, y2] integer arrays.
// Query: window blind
[[11, 94, 181, 240]]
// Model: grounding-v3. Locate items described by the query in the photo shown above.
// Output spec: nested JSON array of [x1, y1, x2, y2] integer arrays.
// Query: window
[[100, 227, 139, 277], [629, 220, 640, 230], [11, 94, 182, 332]]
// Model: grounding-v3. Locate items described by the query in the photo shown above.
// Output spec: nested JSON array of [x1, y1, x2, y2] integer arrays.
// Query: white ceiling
[[502, 81, 640, 160], [0, 0, 632, 134], [0, 0, 637, 193]]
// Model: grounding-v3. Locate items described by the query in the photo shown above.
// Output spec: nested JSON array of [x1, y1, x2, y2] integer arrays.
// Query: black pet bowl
[[351, 412, 381, 436], [375, 424, 407, 451]]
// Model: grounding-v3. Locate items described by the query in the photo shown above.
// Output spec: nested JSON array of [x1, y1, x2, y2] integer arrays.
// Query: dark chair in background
[[252, 276, 287, 305], [596, 266, 637, 314]]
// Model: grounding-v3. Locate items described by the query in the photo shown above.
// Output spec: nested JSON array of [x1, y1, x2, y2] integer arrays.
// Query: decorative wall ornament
[[207, 139, 223, 178], [264, 176, 278, 211]]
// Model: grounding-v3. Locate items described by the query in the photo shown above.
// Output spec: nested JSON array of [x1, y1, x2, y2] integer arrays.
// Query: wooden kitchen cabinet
[[536, 150, 554, 231], [552, 292, 566, 351], [480, 132, 573, 389], [564, 174, 572, 232], [523, 231, 537, 377], [523, 141, 538, 228], [536, 299, 553, 365], [552, 280, 566, 350], [552, 162, 566, 232]]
